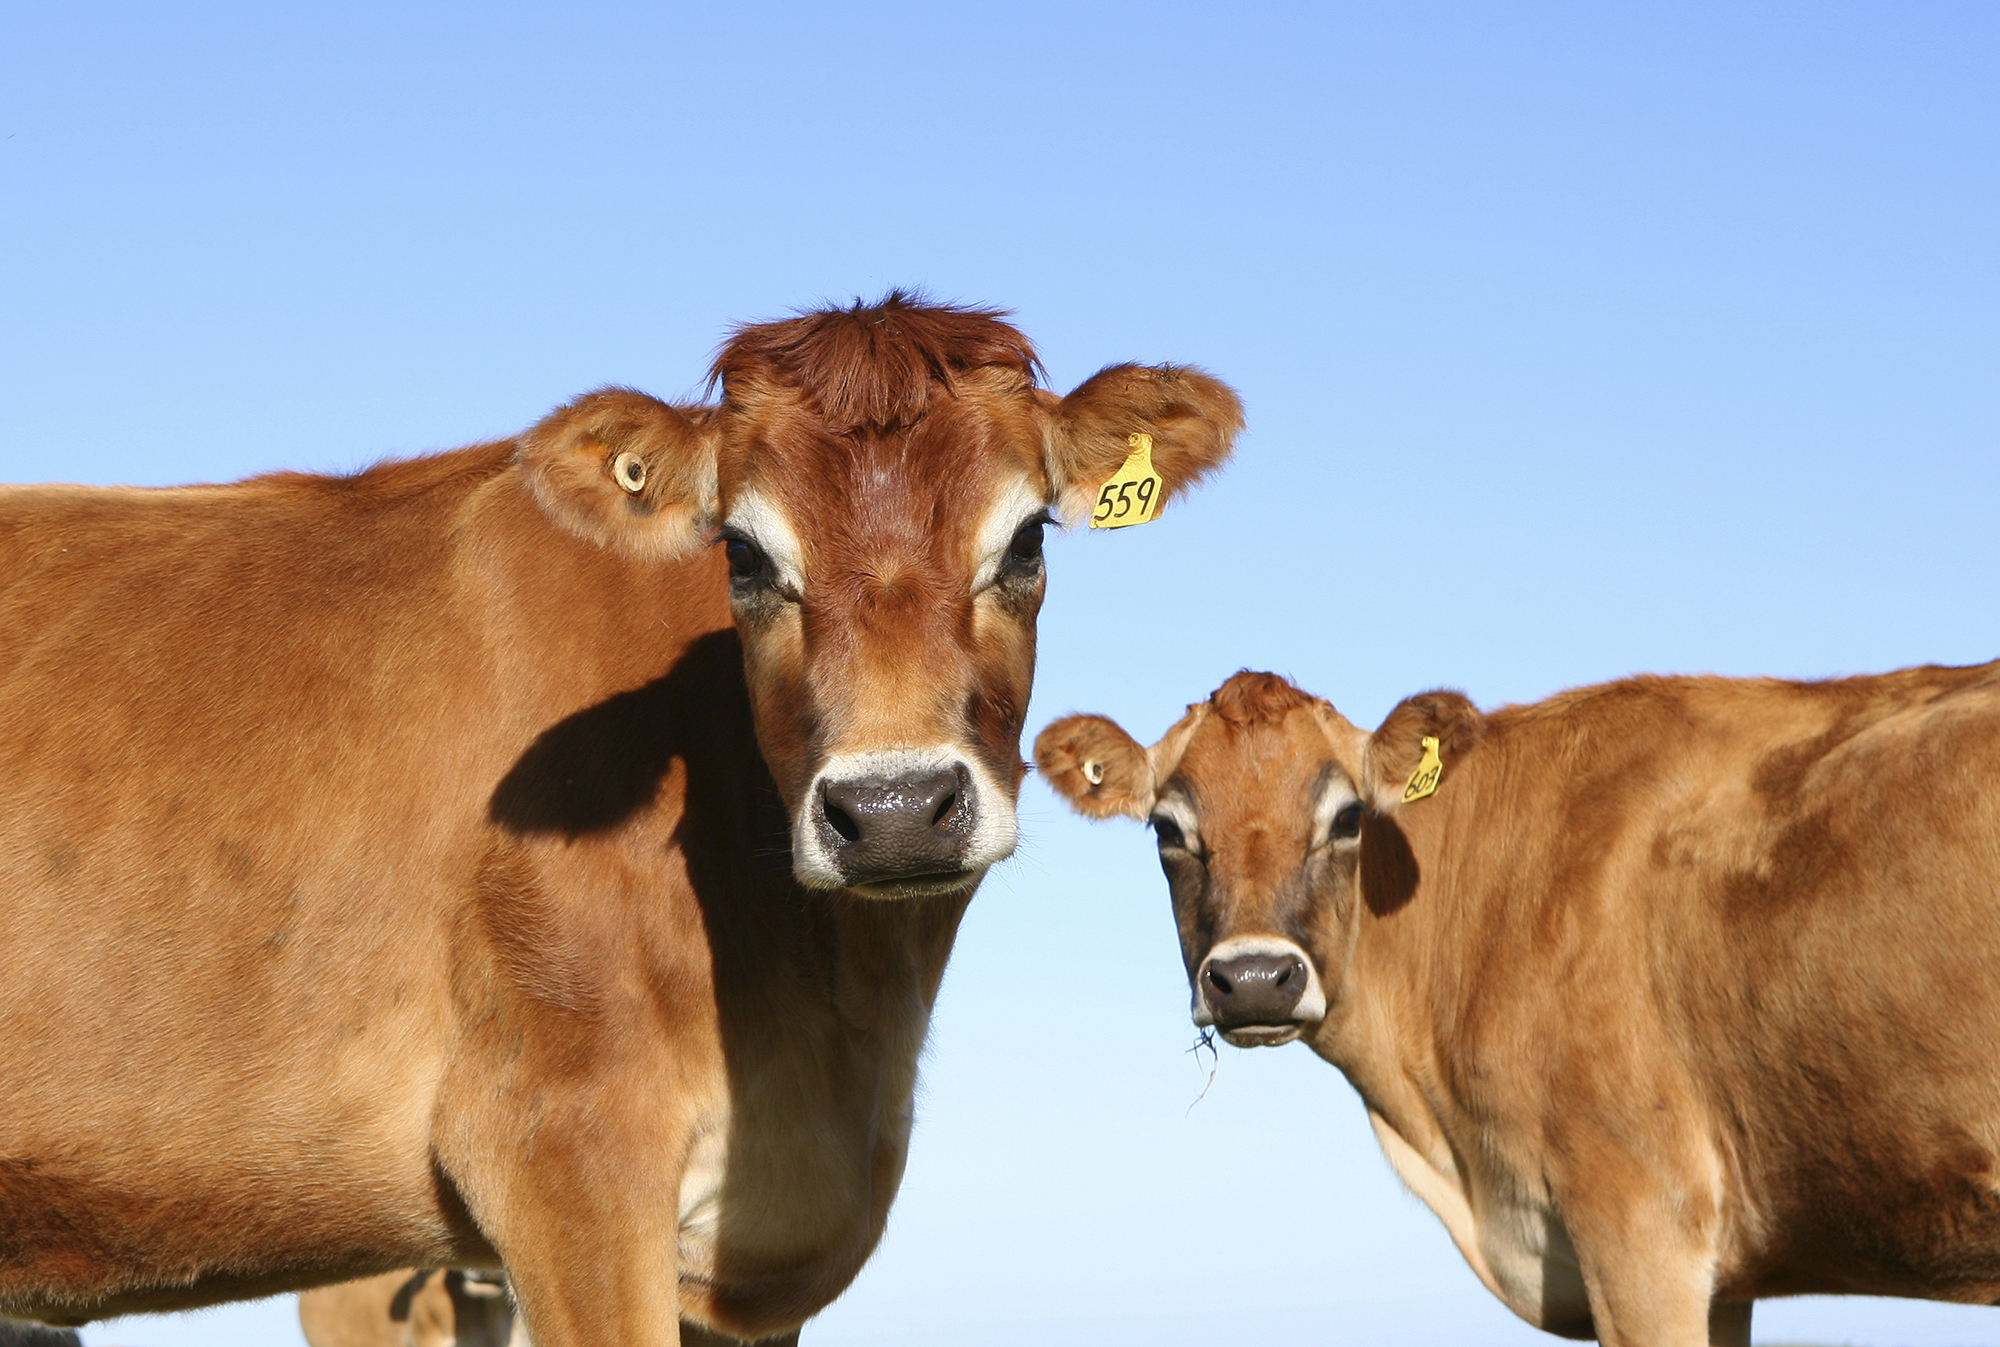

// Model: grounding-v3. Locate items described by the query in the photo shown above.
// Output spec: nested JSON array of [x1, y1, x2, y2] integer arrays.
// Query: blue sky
[[5, 3, 1998, 1344]]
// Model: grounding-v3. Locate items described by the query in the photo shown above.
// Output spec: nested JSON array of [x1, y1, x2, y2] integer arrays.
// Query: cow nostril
[[823, 798, 861, 844], [1205, 966, 1233, 997], [930, 787, 960, 828]]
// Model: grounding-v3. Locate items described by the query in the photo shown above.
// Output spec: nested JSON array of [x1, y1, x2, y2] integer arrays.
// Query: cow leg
[[1566, 1213, 1730, 1347], [679, 1325, 798, 1347], [436, 1048, 700, 1347], [1584, 1289, 1749, 1347], [451, 1152, 684, 1347], [1574, 1274, 1717, 1347], [496, 1245, 679, 1347], [1706, 1300, 1751, 1347]]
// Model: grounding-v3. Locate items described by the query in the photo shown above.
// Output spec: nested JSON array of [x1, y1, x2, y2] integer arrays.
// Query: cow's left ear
[[1040, 364, 1244, 525], [1035, 714, 1156, 821], [518, 387, 720, 560], [1364, 690, 1484, 812]]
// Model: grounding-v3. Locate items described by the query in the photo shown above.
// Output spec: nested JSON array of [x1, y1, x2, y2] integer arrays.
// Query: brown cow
[[0, 294, 1241, 1346], [1038, 664, 2000, 1346]]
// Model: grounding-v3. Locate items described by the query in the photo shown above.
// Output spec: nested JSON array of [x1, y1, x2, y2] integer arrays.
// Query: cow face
[[519, 297, 1242, 898], [1038, 674, 1482, 1047], [1038, 674, 1363, 1045]]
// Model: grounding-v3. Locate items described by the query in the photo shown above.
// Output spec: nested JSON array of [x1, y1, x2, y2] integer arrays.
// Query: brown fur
[[0, 298, 1242, 1346], [1207, 670, 1317, 726], [711, 292, 1040, 435], [1043, 661, 2000, 1346]]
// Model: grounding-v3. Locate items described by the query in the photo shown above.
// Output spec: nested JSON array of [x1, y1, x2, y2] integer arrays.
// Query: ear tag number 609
[[1090, 433, 1163, 530], [1402, 736, 1444, 804]]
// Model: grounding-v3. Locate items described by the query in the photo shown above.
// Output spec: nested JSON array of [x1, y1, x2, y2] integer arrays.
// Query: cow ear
[[1035, 714, 1156, 821], [518, 387, 719, 560], [1041, 364, 1244, 526], [1364, 690, 1484, 812]]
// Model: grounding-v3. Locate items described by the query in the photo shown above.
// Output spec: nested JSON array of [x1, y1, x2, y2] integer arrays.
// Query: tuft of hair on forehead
[[1207, 671, 1317, 727], [711, 290, 1043, 435]]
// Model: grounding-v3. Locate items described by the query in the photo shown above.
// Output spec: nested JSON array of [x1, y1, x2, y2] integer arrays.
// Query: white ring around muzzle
[[1192, 934, 1328, 1028], [792, 746, 1019, 891]]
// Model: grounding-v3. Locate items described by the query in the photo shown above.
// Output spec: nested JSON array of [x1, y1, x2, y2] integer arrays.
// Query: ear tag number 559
[[1090, 433, 1163, 529]]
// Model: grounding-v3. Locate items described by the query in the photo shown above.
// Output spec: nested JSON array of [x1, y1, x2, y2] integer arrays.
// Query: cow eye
[[1151, 815, 1187, 851], [1003, 518, 1046, 575], [1329, 802, 1365, 841], [724, 536, 764, 581]]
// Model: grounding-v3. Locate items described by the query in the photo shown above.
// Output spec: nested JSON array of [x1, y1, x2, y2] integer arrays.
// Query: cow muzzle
[[793, 749, 1018, 896], [1193, 936, 1328, 1047]]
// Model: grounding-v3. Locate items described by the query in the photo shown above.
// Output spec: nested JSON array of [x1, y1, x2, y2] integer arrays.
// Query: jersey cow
[[1039, 664, 2000, 1346], [0, 295, 1242, 1345]]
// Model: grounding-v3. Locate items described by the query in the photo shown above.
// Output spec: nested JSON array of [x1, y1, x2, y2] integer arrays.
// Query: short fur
[[0, 297, 1242, 1346], [1043, 661, 2000, 1347], [711, 291, 1041, 436], [1208, 670, 1317, 726]]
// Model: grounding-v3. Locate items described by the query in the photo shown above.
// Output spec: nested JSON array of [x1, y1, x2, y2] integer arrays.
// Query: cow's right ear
[[1034, 714, 1155, 821], [518, 387, 720, 561], [1364, 690, 1484, 812]]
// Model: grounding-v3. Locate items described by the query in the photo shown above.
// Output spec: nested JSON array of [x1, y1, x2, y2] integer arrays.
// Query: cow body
[[0, 297, 1241, 1344], [0, 450, 933, 1336], [1039, 662, 2000, 1346]]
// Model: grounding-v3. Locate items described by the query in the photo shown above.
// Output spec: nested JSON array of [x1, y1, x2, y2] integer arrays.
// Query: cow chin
[[789, 746, 1019, 897], [1216, 1023, 1310, 1049]]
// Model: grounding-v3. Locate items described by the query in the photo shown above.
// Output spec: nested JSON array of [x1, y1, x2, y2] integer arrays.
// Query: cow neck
[[1317, 735, 1502, 1171], [463, 466, 978, 1314]]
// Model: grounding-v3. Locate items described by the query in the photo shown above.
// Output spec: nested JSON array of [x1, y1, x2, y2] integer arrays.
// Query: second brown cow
[[1040, 663, 2000, 1347]]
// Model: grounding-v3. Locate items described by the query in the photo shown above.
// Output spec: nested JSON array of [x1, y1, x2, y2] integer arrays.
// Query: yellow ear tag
[[1089, 433, 1164, 529], [1402, 735, 1443, 804]]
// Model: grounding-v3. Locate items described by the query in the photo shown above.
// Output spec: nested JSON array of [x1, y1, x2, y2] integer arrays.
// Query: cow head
[[1036, 673, 1482, 1045], [519, 295, 1242, 897]]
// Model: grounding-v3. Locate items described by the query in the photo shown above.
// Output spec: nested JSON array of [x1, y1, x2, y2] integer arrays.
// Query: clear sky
[[5, 3, 1998, 1344]]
